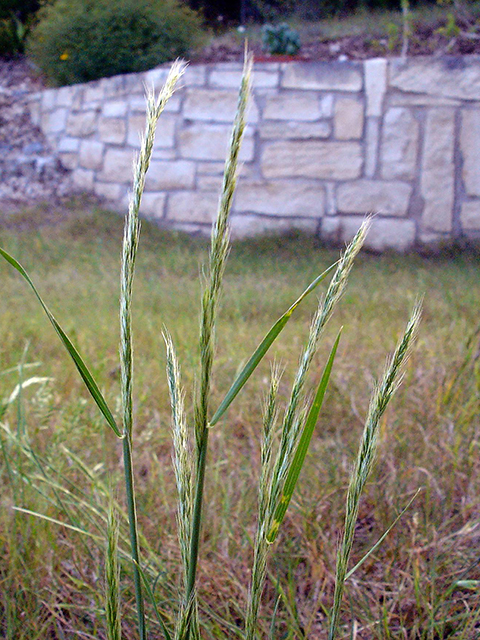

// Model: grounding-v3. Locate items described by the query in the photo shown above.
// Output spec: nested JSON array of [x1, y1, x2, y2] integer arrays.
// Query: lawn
[[0, 204, 479, 639]]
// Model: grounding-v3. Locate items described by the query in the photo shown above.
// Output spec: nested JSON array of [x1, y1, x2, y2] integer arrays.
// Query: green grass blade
[[209, 262, 337, 427], [12, 506, 103, 541], [133, 560, 173, 640], [345, 488, 421, 580], [266, 329, 341, 544], [0, 247, 121, 437]]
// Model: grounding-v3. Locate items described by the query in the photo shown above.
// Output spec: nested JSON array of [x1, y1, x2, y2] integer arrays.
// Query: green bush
[[27, 0, 204, 86]]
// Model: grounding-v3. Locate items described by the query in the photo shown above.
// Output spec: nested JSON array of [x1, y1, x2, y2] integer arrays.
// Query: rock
[[322, 216, 416, 252], [461, 200, 480, 231], [263, 93, 329, 121], [235, 180, 325, 217], [179, 123, 254, 161], [337, 180, 412, 216], [261, 140, 362, 180], [365, 58, 387, 116], [183, 88, 259, 123], [145, 160, 196, 191], [282, 61, 363, 91], [420, 108, 455, 232], [334, 98, 364, 140], [390, 57, 480, 101], [380, 107, 418, 180], [461, 109, 480, 197]]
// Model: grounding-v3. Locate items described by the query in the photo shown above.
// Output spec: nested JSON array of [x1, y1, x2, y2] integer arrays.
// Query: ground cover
[[0, 204, 479, 638], [194, 2, 480, 63]]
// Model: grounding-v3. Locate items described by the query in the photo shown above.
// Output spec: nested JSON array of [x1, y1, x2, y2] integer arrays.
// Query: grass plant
[[0, 59, 479, 639]]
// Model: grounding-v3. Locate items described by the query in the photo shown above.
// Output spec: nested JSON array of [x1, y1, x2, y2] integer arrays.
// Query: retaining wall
[[29, 56, 480, 250]]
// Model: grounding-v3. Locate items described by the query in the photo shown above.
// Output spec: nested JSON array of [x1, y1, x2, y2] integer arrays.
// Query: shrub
[[27, 0, 204, 86]]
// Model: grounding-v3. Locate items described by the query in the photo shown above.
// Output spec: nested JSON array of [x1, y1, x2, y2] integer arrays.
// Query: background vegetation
[[0, 204, 479, 638]]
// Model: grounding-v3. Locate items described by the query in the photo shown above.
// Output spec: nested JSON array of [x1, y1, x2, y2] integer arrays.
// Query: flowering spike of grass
[[184, 53, 253, 635], [164, 330, 193, 589], [120, 61, 185, 640], [328, 300, 422, 640], [106, 502, 121, 640], [266, 328, 342, 544], [245, 367, 281, 640], [270, 220, 370, 511], [209, 262, 337, 427], [0, 247, 121, 437]]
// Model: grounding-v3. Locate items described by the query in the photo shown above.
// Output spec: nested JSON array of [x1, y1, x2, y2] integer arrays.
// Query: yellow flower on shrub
[[60, 51, 68, 60]]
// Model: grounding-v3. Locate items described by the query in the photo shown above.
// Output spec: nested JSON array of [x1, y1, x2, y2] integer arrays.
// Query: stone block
[[365, 58, 387, 116], [102, 75, 126, 98], [334, 98, 364, 139], [321, 216, 416, 252], [183, 88, 259, 123], [461, 200, 480, 231], [387, 92, 461, 107], [55, 85, 78, 108], [66, 111, 97, 137], [365, 117, 380, 178], [151, 148, 176, 160], [261, 141, 362, 180], [79, 140, 104, 170], [41, 108, 68, 135], [99, 117, 127, 144], [259, 121, 330, 140], [127, 114, 175, 148], [179, 123, 254, 161], [421, 108, 455, 232], [103, 100, 128, 117], [337, 180, 412, 216], [145, 160, 195, 190], [144, 67, 169, 90], [59, 153, 78, 170], [235, 181, 324, 217], [263, 93, 323, 121], [197, 175, 224, 191], [72, 168, 94, 191], [58, 137, 80, 153], [83, 82, 104, 105], [28, 100, 41, 127], [197, 161, 225, 175], [230, 214, 318, 239], [282, 61, 363, 91], [167, 191, 219, 223], [461, 110, 480, 197], [41, 89, 56, 111], [129, 92, 182, 113], [100, 149, 135, 183], [94, 182, 124, 201], [140, 192, 167, 219], [390, 57, 480, 101], [183, 65, 207, 87], [210, 68, 279, 89], [380, 107, 418, 180]]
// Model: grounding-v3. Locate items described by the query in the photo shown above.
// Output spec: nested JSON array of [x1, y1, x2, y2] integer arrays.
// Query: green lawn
[[0, 205, 479, 639]]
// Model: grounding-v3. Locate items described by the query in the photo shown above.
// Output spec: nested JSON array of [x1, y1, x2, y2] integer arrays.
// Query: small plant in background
[[261, 22, 301, 56], [0, 57, 422, 638], [386, 21, 400, 52], [400, 0, 411, 58]]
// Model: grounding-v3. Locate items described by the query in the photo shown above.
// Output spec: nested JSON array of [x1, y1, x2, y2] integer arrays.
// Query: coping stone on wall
[[390, 55, 480, 101]]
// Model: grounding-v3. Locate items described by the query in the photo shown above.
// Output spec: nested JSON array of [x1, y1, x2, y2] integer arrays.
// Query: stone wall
[[28, 56, 480, 250]]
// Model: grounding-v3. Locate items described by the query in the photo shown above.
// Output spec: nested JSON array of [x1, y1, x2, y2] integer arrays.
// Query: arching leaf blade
[[0, 247, 121, 437], [209, 262, 338, 427], [267, 329, 342, 544]]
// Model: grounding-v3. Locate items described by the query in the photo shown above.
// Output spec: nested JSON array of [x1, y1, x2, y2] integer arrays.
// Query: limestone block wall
[[28, 56, 480, 250]]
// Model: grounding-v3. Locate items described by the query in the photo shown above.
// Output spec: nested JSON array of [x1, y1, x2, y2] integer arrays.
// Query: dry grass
[[0, 205, 479, 638]]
